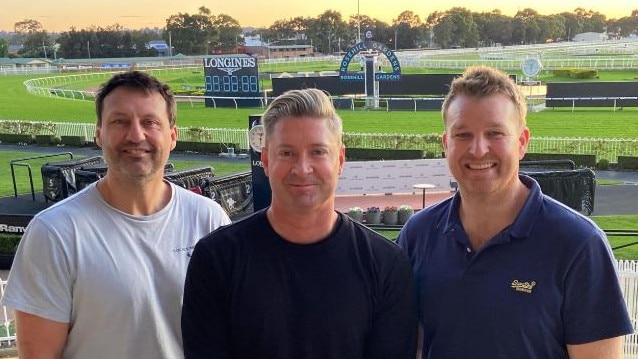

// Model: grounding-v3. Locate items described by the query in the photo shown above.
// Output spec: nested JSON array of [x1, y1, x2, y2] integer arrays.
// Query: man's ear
[[338, 144, 345, 175], [442, 131, 448, 153], [170, 126, 178, 151], [518, 127, 530, 160], [261, 147, 269, 177], [95, 126, 102, 148]]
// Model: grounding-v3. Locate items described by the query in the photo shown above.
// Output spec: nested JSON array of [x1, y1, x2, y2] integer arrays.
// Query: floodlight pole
[[169, 31, 173, 57], [357, 0, 361, 43]]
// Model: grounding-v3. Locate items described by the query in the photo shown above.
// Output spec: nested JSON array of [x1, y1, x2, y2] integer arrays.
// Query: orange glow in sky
[[1, 0, 632, 32]]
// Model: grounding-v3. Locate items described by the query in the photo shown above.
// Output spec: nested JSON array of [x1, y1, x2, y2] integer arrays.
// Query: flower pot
[[398, 209, 414, 225], [366, 211, 381, 224], [348, 211, 363, 222], [383, 210, 398, 225]]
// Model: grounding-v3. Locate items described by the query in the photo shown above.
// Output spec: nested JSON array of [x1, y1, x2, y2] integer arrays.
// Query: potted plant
[[398, 204, 414, 225], [366, 206, 381, 224], [383, 206, 398, 225], [347, 206, 364, 222]]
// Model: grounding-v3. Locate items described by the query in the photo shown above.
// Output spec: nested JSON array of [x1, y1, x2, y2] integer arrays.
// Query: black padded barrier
[[74, 162, 176, 191], [164, 167, 214, 194], [200, 170, 253, 219], [41, 156, 105, 202], [522, 168, 596, 215]]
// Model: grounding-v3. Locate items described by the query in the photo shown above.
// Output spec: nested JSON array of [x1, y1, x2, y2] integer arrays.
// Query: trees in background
[[305, 10, 349, 54], [0, 38, 7, 57], [11, 19, 56, 58], [56, 26, 158, 59], [3, 7, 638, 59], [392, 11, 427, 49], [165, 6, 217, 55], [211, 14, 242, 53]]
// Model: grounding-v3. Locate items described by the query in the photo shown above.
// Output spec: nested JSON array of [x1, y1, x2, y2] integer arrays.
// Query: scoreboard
[[203, 55, 261, 107]]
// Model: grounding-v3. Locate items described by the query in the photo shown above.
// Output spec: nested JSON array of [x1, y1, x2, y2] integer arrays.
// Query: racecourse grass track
[[1, 69, 638, 138]]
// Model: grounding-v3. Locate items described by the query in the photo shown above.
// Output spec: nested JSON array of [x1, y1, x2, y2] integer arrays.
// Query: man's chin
[[118, 165, 159, 181]]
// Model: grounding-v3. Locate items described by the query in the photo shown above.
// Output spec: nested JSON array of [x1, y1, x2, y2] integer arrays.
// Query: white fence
[[1, 120, 637, 162], [0, 279, 15, 345], [619, 261, 638, 357]]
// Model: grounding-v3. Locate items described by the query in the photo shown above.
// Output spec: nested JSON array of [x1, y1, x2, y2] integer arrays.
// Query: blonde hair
[[261, 88, 343, 144], [441, 66, 527, 127]]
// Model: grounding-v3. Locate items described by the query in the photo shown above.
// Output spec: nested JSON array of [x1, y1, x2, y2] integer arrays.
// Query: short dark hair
[[95, 71, 176, 126]]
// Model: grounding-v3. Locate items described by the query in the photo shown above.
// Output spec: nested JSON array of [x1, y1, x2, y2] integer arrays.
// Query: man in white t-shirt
[[2, 71, 231, 359]]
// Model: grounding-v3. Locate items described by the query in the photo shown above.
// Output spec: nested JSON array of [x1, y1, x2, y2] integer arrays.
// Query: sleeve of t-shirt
[[1, 217, 73, 323], [182, 238, 232, 359], [562, 231, 634, 344], [365, 249, 418, 359]]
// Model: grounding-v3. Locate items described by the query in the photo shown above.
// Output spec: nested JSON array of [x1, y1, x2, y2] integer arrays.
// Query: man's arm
[[567, 336, 624, 359], [15, 310, 69, 359], [182, 240, 231, 358], [366, 252, 418, 359]]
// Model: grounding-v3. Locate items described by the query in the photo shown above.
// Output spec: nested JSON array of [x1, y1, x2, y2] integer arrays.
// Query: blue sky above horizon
[[1, 0, 632, 32]]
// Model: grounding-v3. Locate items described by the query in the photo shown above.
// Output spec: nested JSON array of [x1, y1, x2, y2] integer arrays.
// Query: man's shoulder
[[200, 210, 264, 242], [35, 185, 98, 221], [405, 198, 452, 230]]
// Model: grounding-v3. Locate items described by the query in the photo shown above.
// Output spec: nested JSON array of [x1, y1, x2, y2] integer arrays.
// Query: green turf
[[3, 70, 638, 138]]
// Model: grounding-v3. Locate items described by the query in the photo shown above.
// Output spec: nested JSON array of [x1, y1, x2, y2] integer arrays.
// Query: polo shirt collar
[[442, 175, 542, 242]]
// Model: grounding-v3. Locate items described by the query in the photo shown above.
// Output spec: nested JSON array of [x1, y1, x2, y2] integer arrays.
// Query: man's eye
[[453, 133, 471, 139], [143, 120, 160, 127]]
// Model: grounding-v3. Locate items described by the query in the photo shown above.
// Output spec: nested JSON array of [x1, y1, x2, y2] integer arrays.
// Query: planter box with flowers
[[347, 206, 364, 222], [383, 206, 398, 225], [366, 206, 381, 224], [398, 205, 414, 225]]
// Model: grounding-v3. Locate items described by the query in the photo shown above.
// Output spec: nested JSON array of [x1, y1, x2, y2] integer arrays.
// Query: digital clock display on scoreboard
[[203, 55, 261, 107]]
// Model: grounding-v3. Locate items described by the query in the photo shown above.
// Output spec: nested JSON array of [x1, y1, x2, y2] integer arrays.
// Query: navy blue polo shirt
[[398, 175, 633, 359]]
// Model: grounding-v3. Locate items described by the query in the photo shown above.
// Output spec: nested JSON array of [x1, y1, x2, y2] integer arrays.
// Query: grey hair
[[261, 88, 343, 144]]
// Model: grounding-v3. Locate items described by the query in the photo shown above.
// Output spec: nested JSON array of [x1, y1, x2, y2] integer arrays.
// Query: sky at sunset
[[1, 0, 633, 32]]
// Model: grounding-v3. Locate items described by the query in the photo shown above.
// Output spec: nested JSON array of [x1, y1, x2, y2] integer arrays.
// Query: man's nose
[[126, 121, 145, 142], [291, 153, 312, 174], [469, 135, 489, 156]]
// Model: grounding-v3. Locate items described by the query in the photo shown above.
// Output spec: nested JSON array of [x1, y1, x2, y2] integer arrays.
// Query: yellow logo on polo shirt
[[511, 280, 536, 294]]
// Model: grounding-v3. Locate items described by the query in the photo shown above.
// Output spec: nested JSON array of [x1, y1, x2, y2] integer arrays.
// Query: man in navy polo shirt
[[398, 66, 633, 359]]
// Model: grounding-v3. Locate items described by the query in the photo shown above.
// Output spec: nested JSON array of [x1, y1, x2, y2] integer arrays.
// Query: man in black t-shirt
[[182, 88, 417, 359]]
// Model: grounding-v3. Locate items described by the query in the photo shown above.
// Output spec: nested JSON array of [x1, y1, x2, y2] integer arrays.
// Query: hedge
[[618, 156, 638, 170], [0, 133, 35, 144], [174, 141, 239, 154], [345, 148, 424, 160]]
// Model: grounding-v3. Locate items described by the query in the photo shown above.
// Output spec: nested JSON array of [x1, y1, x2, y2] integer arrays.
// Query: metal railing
[[0, 280, 16, 345]]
